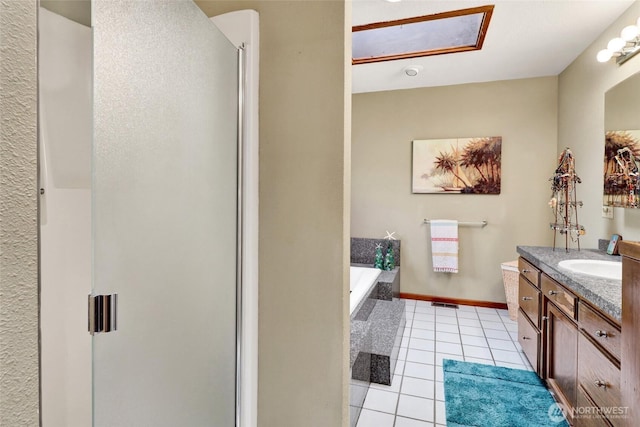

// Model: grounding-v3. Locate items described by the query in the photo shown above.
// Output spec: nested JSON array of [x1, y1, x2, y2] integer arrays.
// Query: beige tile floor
[[355, 298, 532, 427]]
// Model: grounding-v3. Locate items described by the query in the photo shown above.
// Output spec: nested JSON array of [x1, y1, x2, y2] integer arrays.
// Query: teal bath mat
[[443, 359, 569, 427]]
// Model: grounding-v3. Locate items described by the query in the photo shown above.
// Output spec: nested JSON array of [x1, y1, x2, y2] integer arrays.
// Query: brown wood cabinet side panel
[[620, 250, 640, 426], [618, 241, 640, 261]]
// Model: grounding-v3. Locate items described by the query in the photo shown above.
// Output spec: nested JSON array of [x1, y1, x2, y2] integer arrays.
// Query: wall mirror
[[604, 71, 640, 208]]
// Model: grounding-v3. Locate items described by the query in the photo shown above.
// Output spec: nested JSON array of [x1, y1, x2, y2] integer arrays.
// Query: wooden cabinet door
[[546, 301, 578, 424]]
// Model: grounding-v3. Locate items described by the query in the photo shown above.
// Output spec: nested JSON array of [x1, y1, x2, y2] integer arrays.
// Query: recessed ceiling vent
[[404, 65, 423, 77], [352, 5, 494, 65]]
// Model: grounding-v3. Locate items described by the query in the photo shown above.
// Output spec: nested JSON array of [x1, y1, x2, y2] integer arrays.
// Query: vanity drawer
[[576, 385, 612, 427], [542, 274, 576, 320], [578, 333, 621, 426], [519, 257, 540, 288], [518, 308, 540, 374], [579, 301, 621, 362], [519, 277, 540, 328]]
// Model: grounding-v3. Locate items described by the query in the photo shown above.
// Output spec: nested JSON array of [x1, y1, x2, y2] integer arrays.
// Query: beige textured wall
[[605, 73, 640, 130], [0, 0, 40, 425], [559, 1, 640, 246], [198, 2, 350, 426], [352, 77, 558, 303]]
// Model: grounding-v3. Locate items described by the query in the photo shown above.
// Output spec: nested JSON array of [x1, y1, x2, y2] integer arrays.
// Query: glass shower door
[[92, 1, 238, 425]]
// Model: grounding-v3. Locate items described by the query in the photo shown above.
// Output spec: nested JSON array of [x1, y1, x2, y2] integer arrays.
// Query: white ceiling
[[352, 0, 635, 93]]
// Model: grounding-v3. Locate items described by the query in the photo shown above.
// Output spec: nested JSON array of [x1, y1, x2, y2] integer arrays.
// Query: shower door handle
[[88, 294, 118, 335]]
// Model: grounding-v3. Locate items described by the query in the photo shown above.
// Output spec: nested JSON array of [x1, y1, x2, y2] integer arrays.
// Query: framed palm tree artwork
[[411, 137, 502, 194]]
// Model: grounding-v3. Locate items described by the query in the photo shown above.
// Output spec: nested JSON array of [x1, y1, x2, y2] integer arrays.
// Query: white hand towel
[[430, 220, 459, 273]]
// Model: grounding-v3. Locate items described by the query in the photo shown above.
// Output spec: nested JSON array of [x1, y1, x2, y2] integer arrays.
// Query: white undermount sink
[[557, 259, 621, 281]]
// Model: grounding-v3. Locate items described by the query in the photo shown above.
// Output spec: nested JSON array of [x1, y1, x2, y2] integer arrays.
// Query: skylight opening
[[352, 5, 494, 65]]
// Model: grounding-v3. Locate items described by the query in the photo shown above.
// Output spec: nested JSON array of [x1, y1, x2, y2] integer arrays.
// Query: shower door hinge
[[88, 294, 118, 335]]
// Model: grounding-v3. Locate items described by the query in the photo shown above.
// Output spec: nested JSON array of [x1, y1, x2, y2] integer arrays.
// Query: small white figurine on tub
[[384, 231, 396, 240]]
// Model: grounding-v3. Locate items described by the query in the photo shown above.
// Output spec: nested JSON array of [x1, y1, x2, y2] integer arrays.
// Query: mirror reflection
[[604, 72, 640, 208]]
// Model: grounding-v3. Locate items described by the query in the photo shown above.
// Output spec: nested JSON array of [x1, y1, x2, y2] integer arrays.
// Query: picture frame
[[412, 136, 502, 194]]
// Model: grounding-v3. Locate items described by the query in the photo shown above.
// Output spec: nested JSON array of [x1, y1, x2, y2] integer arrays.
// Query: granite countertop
[[516, 246, 621, 323]]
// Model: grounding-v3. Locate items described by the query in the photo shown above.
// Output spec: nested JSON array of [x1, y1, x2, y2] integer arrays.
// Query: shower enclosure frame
[[37, 5, 259, 426]]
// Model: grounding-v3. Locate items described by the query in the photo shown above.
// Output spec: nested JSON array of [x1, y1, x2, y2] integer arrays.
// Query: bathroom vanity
[[516, 246, 624, 426]]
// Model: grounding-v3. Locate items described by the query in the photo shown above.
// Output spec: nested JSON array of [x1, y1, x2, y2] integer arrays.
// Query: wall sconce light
[[597, 17, 640, 65]]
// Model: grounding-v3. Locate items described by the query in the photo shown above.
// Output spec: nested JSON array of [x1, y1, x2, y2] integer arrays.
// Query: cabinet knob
[[548, 290, 559, 296], [594, 380, 607, 389], [521, 336, 531, 340], [521, 269, 531, 274], [595, 330, 609, 338], [522, 296, 533, 301], [542, 316, 549, 321]]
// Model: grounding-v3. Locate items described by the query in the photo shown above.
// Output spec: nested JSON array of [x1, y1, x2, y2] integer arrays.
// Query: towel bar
[[423, 219, 488, 228]]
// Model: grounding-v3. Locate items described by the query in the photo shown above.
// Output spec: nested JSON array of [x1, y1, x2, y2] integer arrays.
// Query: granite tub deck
[[516, 246, 621, 321], [351, 298, 405, 384], [351, 264, 400, 312], [350, 265, 404, 382], [349, 285, 405, 427]]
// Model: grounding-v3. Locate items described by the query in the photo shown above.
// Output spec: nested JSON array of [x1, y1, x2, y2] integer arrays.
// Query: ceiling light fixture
[[597, 17, 640, 65]]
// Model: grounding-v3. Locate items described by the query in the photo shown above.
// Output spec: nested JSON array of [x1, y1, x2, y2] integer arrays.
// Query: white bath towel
[[430, 220, 459, 273]]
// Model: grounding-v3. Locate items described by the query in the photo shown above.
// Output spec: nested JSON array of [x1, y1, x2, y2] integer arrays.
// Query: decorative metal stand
[[549, 148, 585, 252]]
